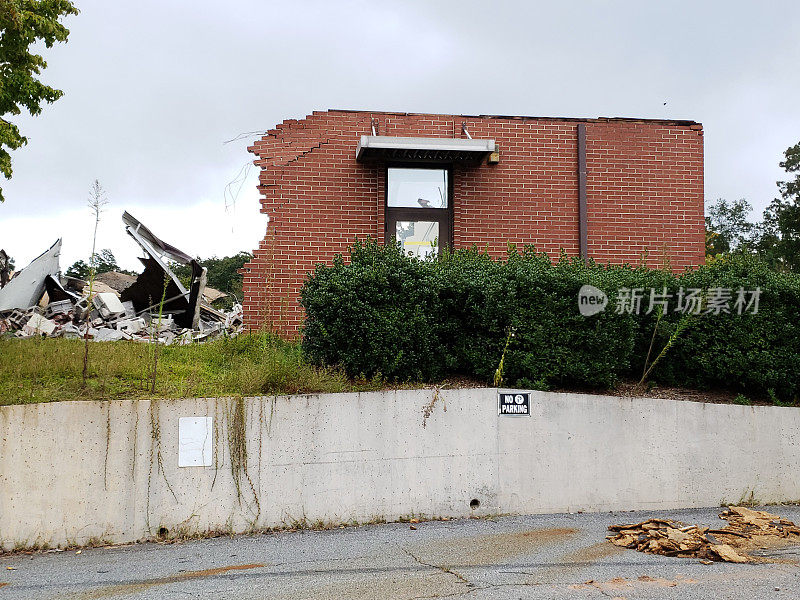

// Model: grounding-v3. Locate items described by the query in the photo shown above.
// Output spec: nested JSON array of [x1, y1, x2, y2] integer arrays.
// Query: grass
[[0, 333, 387, 405], [2, 334, 791, 408]]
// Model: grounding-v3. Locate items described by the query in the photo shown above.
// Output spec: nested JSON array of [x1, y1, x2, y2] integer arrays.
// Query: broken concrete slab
[[22, 313, 57, 337], [92, 328, 125, 342], [59, 323, 82, 339], [115, 317, 146, 335], [0, 240, 61, 313], [121, 300, 136, 318], [5, 308, 31, 330], [45, 300, 73, 318], [93, 292, 125, 319]]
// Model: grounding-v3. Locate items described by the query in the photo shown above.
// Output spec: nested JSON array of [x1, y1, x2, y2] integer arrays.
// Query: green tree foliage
[[0, 249, 13, 287], [0, 250, 13, 271], [172, 251, 253, 306], [0, 0, 78, 202], [65, 249, 119, 280], [759, 142, 800, 271], [705, 142, 800, 270], [704, 198, 756, 257]]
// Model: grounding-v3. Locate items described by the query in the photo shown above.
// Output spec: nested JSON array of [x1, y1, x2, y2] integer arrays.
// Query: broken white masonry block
[[93, 292, 126, 319]]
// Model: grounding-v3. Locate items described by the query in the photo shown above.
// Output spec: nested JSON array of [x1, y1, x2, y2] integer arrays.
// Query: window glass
[[396, 221, 439, 258], [388, 168, 448, 208]]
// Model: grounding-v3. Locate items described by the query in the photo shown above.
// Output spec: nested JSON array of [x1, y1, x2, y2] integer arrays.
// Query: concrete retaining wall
[[1, 389, 798, 549]]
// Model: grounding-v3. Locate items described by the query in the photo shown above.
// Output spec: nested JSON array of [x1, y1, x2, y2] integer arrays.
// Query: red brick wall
[[585, 121, 705, 267], [243, 110, 704, 337]]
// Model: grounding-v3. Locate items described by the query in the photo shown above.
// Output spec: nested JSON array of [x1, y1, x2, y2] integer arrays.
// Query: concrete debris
[[45, 300, 73, 318], [60, 323, 82, 339], [116, 317, 146, 335], [22, 313, 57, 337], [607, 506, 800, 563], [92, 328, 125, 342], [95, 270, 228, 306], [0, 218, 245, 344], [93, 292, 126, 320]]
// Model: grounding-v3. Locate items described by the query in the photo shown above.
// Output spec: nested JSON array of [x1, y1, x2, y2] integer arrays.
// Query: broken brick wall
[[243, 110, 704, 337]]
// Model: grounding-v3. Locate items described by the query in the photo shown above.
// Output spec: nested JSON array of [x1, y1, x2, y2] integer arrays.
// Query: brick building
[[243, 109, 704, 336]]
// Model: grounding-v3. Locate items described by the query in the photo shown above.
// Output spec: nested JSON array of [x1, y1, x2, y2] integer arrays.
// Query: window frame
[[384, 163, 454, 254]]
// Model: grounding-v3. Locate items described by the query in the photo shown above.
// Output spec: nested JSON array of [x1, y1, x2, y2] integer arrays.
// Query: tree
[[172, 251, 253, 308], [65, 249, 119, 280], [0, 249, 13, 287], [759, 142, 800, 271], [704, 198, 756, 257], [0, 0, 78, 202]]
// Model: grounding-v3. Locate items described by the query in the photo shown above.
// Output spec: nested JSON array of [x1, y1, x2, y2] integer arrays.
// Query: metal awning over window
[[356, 135, 495, 164]]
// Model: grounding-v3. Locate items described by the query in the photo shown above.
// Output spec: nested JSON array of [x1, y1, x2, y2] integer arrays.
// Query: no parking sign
[[498, 392, 530, 416]]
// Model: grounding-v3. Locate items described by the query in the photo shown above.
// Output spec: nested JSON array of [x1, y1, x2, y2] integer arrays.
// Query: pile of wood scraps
[[607, 506, 800, 563]]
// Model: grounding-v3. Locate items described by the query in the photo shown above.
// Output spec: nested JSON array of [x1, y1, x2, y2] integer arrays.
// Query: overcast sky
[[1, 0, 799, 271]]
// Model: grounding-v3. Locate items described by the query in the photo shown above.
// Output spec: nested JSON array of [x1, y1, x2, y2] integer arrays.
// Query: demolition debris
[[607, 506, 800, 563], [0, 214, 243, 344]]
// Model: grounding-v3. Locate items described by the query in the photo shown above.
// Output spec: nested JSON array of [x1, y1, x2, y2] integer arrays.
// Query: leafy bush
[[437, 247, 636, 388], [300, 242, 800, 398], [300, 240, 447, 381], [641, 254, 800, 399]]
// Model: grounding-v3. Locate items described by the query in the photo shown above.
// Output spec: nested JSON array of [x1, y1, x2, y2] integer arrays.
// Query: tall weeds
[[82, 180, 109, 387], [149, 274, 169, 393]]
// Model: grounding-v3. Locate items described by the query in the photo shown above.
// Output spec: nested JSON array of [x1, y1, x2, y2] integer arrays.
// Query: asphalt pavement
[[2, 506, 799, 599]]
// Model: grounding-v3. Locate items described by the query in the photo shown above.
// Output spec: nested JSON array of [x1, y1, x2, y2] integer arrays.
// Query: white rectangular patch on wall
[[178, 416, 213, 467]]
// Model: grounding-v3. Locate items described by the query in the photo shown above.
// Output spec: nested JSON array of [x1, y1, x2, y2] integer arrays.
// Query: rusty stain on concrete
[[70, 563, 264, 599], [270, 570, 467, 600], [639, 574, 699, 585], [512, 540, 632, 586], [563, 541, 626, 563], [177, 563, 264, 579], [570, 574, 700, 593], [409, 527, 579, 567]]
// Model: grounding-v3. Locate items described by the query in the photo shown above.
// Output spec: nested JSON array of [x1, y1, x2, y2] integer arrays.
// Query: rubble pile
[[607, 506, 800, 563], [0, 213, 244, 345]]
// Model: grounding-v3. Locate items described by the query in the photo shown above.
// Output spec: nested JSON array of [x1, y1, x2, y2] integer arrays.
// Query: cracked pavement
[[2, 507, 800, 599]]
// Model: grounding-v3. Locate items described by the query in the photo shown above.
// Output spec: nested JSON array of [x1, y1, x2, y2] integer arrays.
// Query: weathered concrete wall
[[1, 389, 798, 550]]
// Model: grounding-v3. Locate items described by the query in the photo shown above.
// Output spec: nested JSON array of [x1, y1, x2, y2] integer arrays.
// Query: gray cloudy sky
[[2, 0, 799, 270]]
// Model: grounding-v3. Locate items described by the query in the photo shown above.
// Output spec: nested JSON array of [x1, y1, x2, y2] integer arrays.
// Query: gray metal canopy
[[356, 135, 495, 164]]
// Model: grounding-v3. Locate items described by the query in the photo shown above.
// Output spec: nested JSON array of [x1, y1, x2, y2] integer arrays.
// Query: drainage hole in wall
[[469, 499, 480, 510], [158, 527, 169, 538]]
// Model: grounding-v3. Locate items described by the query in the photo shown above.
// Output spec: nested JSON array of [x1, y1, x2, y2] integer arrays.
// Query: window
[[385, 167, 451, 257]]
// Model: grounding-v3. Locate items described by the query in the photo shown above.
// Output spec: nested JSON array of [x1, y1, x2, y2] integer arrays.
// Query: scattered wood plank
[[606, 506, 800, 563]]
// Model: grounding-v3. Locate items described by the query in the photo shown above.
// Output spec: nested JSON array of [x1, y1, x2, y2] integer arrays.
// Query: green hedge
[[300, 242, 447, 381], [300, 240, 800, 400]]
